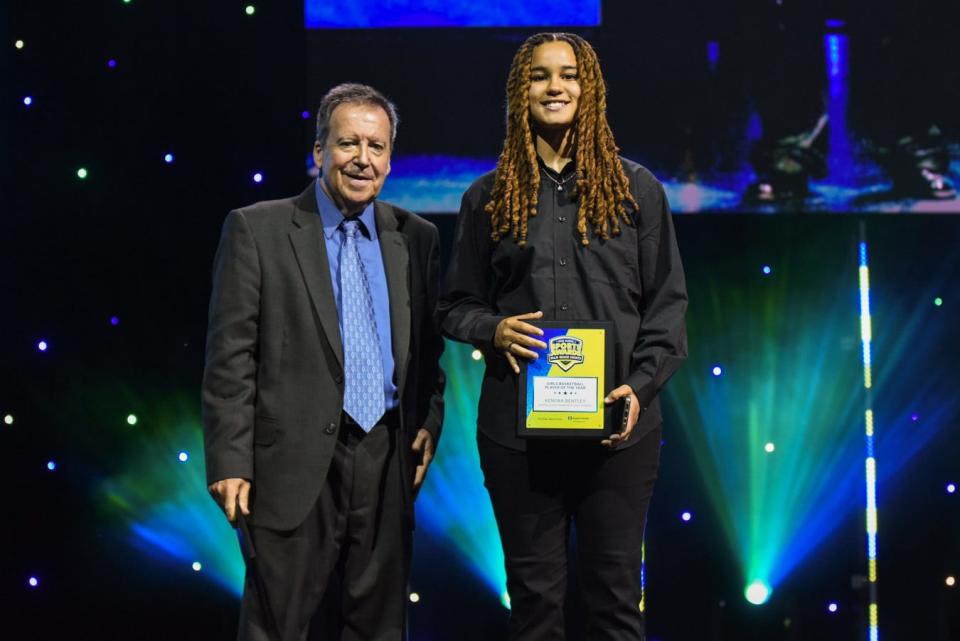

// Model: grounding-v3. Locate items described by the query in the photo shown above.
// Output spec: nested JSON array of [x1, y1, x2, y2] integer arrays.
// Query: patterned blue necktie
[[339, 219, 385, 432]]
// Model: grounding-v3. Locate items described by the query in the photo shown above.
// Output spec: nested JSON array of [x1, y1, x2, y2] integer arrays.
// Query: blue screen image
[[305, 0, 601, 29]]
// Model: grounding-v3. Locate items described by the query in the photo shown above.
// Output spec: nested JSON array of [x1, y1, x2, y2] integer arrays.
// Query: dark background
[[3, 2, 958, 640]]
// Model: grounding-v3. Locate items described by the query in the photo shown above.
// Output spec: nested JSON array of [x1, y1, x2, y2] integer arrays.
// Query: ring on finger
[[506, 341, 514, 351]]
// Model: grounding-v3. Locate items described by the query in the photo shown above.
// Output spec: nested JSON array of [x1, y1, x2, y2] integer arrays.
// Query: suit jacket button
[[324, 423, 337, 435], [335, 374, 344, 384]]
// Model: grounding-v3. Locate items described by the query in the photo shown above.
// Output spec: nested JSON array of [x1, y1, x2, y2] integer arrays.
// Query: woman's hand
[[601, 385, 640, 449], [494, 311, 548, 374]]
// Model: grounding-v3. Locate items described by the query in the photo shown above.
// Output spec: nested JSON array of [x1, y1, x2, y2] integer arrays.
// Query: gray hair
[[315, 83, 399, 148]]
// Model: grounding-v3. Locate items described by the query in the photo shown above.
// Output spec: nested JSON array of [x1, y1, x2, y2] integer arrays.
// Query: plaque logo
[[547, 336, 584, 372]]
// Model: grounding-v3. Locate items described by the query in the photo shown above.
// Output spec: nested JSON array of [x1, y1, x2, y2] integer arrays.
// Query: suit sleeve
[[201, 210, 260, 485], [419, 224, 446, 443], [436, 186, 504, 349], [624, 180, 689, 411]]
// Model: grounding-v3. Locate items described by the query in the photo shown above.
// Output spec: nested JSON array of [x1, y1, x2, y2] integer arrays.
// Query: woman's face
[[527, 40, 581, 132]]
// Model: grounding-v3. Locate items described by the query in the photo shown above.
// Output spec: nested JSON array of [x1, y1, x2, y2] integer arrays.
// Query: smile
[[541, 101, 569, 111]]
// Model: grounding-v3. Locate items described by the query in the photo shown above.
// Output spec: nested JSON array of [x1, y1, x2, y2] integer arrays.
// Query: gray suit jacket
[[202, 184, 445, 530]]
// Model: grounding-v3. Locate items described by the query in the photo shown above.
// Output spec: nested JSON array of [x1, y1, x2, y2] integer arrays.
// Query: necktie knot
[[341, 218, 362, 240]]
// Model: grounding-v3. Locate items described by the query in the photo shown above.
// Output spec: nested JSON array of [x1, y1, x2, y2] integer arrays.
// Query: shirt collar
[[315, 178, 377, 241], [536, 155, 577, 181]]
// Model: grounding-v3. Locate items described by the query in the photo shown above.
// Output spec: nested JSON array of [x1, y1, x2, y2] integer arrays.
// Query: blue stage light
[[711, 366, 722, 377], [47, 460, 57, 471], [178, 451, 189, 463], [762, 265, 772, 275], [706, 41, 720, 72], [828, 602, 839, 613], [827, 35, 842, 78], [947, 483, 956, 494], [681, 511, 692, 522], [37, 340, 49, 352], [164, 153, 174, 164], [23, 96, 33, 106], [253, 172, 263, 184], [28, 576, 38, 587], [111, 316, 120, 326]]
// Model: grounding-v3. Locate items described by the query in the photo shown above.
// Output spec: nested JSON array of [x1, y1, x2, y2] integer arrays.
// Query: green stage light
[[666, 234, 868, 595], [416, 341, 508, 601], [96, 390, 245, 595]]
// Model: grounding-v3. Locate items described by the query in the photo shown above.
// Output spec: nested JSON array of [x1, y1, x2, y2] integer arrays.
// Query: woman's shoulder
[[460, 167, 498, 211], [618, 156, 662, 194], [466, 167, 498, 195]]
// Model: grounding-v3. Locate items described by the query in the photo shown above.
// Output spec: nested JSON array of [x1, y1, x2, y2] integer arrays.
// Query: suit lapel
[[289, 186, 344, 368], [375, 201, 411, 396]]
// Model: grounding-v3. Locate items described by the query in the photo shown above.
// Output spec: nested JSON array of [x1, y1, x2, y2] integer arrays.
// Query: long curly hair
[[486, 32, 638, 246]]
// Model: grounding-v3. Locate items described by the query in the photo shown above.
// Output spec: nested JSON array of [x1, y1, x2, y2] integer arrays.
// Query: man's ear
[[312, 141, 323, 172]]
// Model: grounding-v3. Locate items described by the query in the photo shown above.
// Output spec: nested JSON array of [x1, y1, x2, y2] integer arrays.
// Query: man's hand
[[208, 477, 251, 525], [601, 385, 640, 449], [411, 428, 435, 497], [494, 311, 548, 374]]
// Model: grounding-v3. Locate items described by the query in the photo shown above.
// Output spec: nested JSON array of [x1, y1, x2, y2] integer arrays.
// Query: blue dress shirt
[[315, 179, 398, 411]]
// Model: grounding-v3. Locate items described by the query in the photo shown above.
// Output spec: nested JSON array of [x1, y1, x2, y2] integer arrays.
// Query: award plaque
[[517, 321, 614, 439]]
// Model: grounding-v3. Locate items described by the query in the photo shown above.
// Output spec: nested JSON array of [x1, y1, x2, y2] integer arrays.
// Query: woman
[[437, 33, 688, 640]]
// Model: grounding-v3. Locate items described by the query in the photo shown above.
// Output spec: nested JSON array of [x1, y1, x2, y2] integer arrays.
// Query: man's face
[[527, 41, 581, 131], [314, 103, 392, 216]]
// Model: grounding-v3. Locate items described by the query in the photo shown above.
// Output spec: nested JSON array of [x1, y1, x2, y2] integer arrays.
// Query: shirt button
[[559, 258, 567, 266], [560, 304, 568, 312], [324, 423, 337, 435], [558, 216, 566, 222]]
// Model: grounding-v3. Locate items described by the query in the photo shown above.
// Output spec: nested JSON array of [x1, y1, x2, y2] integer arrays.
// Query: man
[[202, 83, 445, 641]]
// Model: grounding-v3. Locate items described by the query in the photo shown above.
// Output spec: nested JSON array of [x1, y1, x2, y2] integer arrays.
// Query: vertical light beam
[[858, 226, 880, 641], [825, 26, 854, 186]]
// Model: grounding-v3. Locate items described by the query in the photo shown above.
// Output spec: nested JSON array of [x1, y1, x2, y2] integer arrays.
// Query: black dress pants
[[239, 413, 410, 641], [478, 427, 662, 641]]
